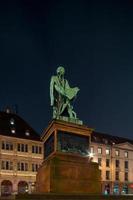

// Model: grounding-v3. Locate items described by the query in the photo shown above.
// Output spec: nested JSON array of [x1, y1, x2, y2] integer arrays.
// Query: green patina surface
[[50, 66, 80, 120]]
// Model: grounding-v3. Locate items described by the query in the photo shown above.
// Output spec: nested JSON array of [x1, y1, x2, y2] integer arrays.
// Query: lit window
[[25, 130, 30, 136], [106, 149, 110, 155], [10, 118, 15, 125], [90, 147, 94, 154], [5, 108, 11, 113], [103, 139, 108, 144], [125, 151, 128, 158], [11, 128, 15, 134], [115, 150, 119, 156], [112, 142, 115, 145], [98, 147, 102, 154]]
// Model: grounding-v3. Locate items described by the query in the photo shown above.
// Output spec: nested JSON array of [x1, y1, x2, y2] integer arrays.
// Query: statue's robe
[[50, 75, 79, 116]]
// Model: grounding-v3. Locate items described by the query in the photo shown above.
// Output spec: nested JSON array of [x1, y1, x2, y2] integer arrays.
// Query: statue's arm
[[50, 76, 55, 106]]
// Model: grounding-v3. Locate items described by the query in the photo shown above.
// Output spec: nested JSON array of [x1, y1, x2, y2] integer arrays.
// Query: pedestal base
[[36, 153, 101, 194]]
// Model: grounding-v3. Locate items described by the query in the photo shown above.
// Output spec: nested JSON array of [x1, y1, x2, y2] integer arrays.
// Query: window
[[21, 144, 24, 152], [39, 147, 42, 154], [125, 161, 128, 169], [125, 151, 128, 158], [25, 144, 28, 152], [32, 145, 35, 153], [18, 143, 20, 151], [25, 163, 28, 171], [106, 159, 110, 167], [17, 144, 28, 152], [98, 158, 102, 166], [115, 171, 119, 181], [115, 160, 120, 168], [35, 146, 38, 153], [10, 118, 15, 125], [106, 171, 110, 180], [106, 149, 110, 155], [1, 161, 13, 170], [17, 162, 28, 171], [98, 147, 102, 154], [11, 128, 16, 134], [103, 139, 108, 144], [32, 145, 42, 154], [32, 164, 39, 172], [125, 172, 128, 181], [25, 130, 30, 136], [90, 147, 94, 154], [2, 141, 13, 151], [115, 150, 119, 156]]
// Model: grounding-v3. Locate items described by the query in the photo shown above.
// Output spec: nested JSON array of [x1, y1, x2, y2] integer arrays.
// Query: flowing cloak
[[50, 75, 79, 106]]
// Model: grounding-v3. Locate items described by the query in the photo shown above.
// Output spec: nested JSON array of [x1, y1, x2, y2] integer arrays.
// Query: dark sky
[[1, 0, 133, 139]]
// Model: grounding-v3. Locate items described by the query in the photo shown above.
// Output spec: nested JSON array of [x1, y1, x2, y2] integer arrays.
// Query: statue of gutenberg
[[50, 66, 79, 119]]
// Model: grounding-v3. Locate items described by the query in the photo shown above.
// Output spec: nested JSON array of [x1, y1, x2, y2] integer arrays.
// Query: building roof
[[91, 131, 133, 146], [0, 111, 41, 141]]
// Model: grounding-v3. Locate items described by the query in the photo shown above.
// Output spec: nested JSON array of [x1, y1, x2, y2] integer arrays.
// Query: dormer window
[[10, 118, 15, 125], [11, 128, 16, 134], [103, 138, 108, 144], [125, 151, 128, 158], [6, 108, 11, 113], [112, 142, 115, 145], [25, 130, 30, 136], [4, 106, 13, 114]]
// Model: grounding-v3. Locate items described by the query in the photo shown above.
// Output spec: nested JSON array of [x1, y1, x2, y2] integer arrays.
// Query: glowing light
[[89, 152, 94, 158], [11, 128, 15, 134], [86, 151, 94, 158], [25, 130, 30, 136], [10, 118, 15, 125]]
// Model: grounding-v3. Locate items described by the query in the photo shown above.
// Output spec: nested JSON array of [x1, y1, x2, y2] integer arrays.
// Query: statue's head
[[56, 66, 65, 76]]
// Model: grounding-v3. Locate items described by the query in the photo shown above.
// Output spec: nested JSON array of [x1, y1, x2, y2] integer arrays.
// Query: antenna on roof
[[13, 104, 18, 114]]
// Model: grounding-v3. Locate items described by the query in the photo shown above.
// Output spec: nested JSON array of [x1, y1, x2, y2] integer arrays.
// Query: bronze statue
[[50, 66, 79, 119]]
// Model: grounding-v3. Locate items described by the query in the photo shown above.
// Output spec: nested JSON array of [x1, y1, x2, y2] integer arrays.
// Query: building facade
[[90, 131, 133, 195], [1, 107, 133, 195], [0, 109, 43, 196]]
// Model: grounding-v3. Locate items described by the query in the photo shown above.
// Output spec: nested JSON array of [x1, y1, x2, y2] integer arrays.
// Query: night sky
[[1, 0, 133, 139]]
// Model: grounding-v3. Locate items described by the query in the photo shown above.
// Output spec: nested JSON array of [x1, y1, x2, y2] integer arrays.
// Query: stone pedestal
[[36, 120, 101, 194]]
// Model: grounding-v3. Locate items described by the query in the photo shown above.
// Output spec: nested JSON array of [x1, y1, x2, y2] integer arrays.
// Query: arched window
[[18, 181, 28, 194], [1, 180, 12, 196]]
